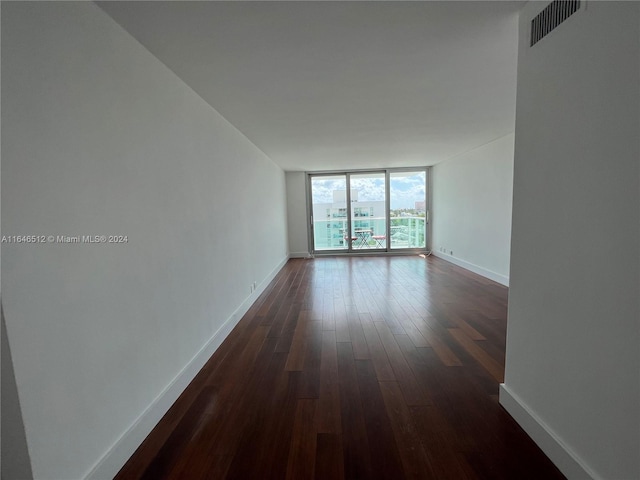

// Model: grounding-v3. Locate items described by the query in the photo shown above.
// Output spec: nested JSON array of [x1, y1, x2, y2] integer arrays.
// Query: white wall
[[1, 3, 288, 479], [285, 171, 309, 257], [502, 2, 639, 479], [431, 133, 514, 285]]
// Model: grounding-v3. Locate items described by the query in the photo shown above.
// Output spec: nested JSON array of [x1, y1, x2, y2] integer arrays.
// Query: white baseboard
[[289, 251, 310, 259], [431, 250, 509, 286], [85, 256, 289, 480], [499, 384, 600, 480]]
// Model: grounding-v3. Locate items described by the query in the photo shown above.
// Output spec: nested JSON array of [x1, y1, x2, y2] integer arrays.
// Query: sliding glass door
[[389, 171, 427, 249], [349, 172, 386, 250], [309, 169, 428, 254], [310, 175, 348, 251]]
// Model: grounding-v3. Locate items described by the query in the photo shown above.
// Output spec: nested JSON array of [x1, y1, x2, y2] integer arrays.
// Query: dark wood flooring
[[116, 255, 565, 480]]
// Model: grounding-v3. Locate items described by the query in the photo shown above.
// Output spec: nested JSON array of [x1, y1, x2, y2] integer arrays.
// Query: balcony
[[313, 216, 426, 251]]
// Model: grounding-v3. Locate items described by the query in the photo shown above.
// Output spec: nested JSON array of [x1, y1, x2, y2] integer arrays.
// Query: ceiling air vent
[[530, 0, 581, 47]]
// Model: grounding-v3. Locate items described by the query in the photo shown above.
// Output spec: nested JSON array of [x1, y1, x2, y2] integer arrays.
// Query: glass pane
[[389, 171, 426, 249], [311, 175, 348, 251], [349, 173, 386, 250]]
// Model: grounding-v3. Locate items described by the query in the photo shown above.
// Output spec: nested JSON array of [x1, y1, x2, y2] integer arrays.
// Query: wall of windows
[[308, 169, 428, 253]]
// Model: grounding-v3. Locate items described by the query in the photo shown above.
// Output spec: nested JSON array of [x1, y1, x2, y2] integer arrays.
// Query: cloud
[[311, 177, 346, 203], [350, 177, 385, 202], [311, 172, 426, 209], [390, 172, 425, 209]]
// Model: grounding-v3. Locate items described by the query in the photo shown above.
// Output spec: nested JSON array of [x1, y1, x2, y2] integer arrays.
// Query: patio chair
[[372, 234, 386, 248]]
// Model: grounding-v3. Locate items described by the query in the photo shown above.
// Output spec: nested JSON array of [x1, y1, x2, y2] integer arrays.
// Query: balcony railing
[[313, 216, 426, 251], [389, 216, 426, 249]]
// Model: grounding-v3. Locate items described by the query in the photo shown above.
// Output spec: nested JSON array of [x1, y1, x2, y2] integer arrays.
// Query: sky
[[311, 172, 426, 209]]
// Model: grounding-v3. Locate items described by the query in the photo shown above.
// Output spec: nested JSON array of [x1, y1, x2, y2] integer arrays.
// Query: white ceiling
[[98, 1, 521, 172]]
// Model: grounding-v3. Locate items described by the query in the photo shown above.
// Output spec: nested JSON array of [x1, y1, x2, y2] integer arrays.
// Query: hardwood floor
[[115, 256, 565, 480]]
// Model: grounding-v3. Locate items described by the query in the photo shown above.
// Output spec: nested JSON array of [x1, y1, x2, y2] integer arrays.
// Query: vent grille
[[530, 0, 581, 47]]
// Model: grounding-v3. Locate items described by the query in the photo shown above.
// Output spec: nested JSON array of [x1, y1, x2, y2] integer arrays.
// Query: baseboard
[[85, 255, 289, 480], [288, 251, 310, 259], [499, 384, 600, 480], [255, 256, 290, 300], [431, 250, 509, 286]]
